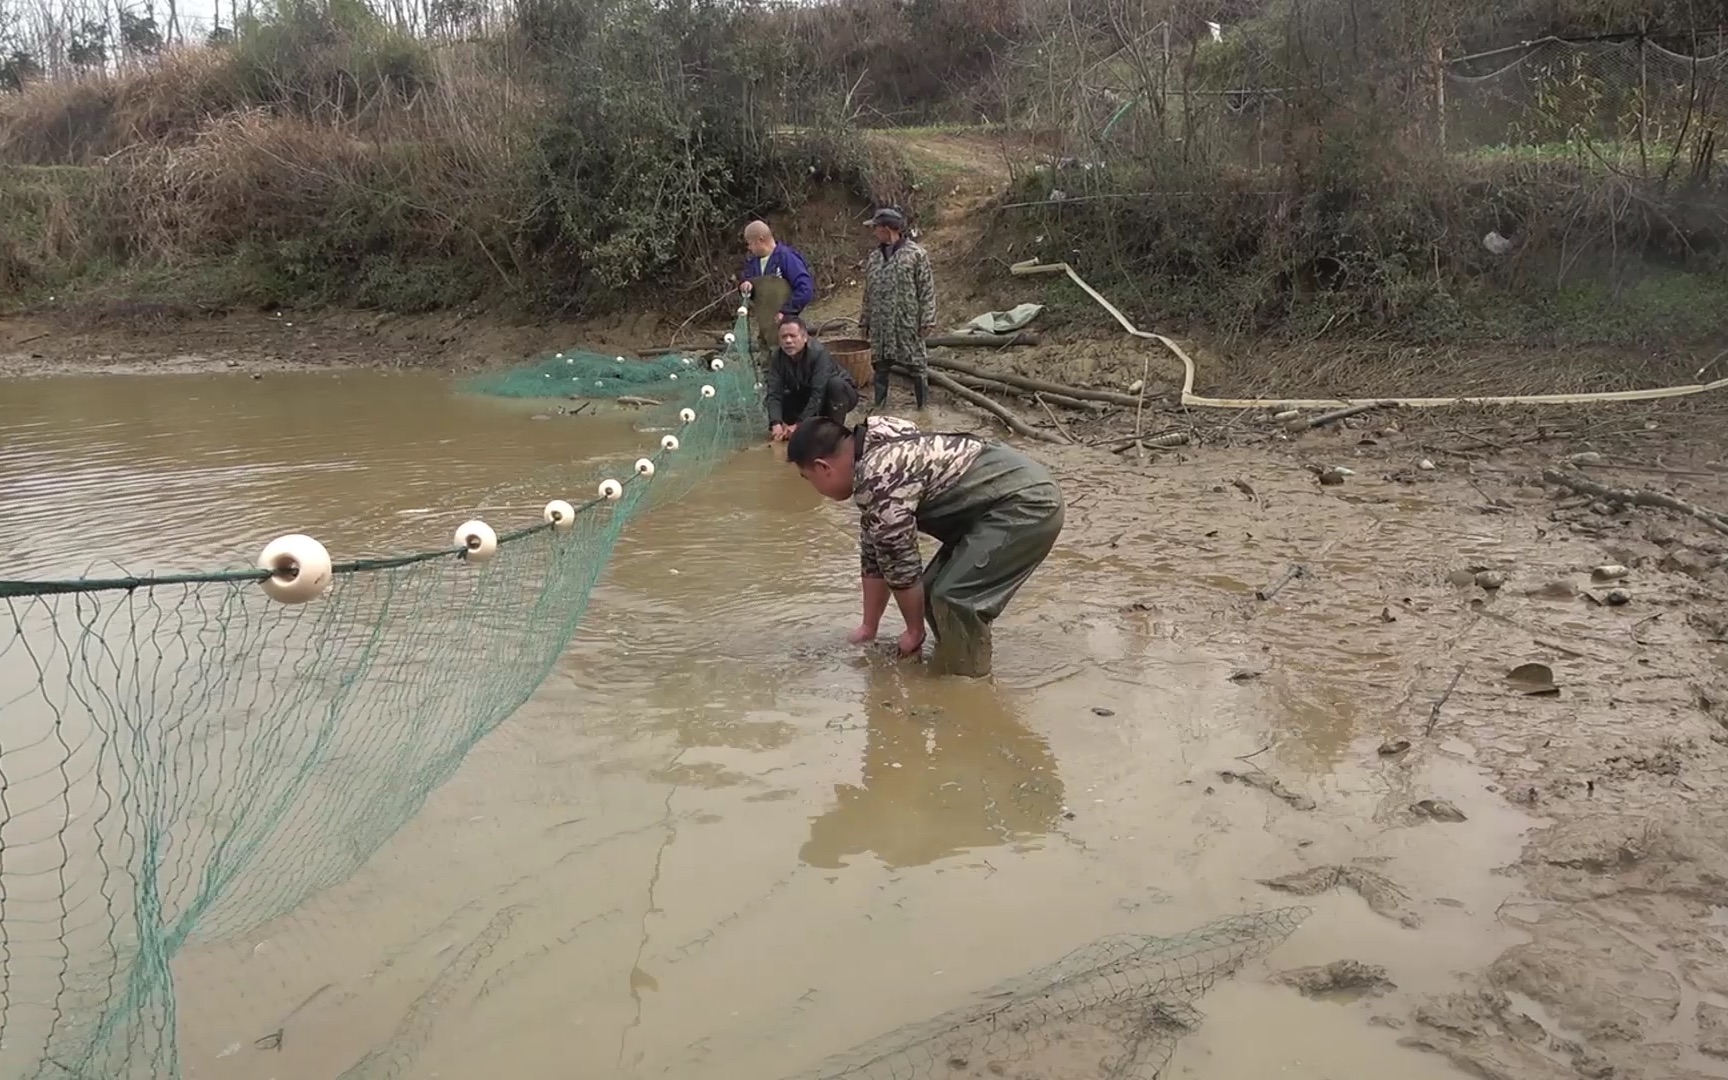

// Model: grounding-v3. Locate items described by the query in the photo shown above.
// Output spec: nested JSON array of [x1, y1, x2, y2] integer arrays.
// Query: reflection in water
[[802, 668, 1065, 870]]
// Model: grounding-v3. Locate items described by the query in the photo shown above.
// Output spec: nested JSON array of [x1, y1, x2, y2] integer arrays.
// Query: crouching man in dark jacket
[[765, 318, 860, 442]]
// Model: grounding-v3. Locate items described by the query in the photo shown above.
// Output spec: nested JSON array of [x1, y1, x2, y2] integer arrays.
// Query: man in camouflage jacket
[[785, 414, 1066, 677], [860, 207, 936, 410]]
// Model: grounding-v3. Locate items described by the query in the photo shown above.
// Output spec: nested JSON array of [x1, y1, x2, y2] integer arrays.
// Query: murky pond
[[0, 370, 1521, 1078]]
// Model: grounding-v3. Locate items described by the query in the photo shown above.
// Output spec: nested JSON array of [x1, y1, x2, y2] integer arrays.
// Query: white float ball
[[701, 385, 716, 398], [257, 534, 332, 605], [599, 478, 624, 501], [737, 305, 748, 317], [711, 357, 725, 371], [543, 499, 576, 531], [669, 373, 678, 380], [661, 434, 680, 451], [454, 520, 498, 564], [723, 332, 736, 345], [682, 357, 693, 366], [679, 407, 696, 423], [635, 458, 656, 477]]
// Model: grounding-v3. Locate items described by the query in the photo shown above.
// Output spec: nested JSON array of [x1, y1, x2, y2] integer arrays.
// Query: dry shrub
[[767, 0, 1037, 124]]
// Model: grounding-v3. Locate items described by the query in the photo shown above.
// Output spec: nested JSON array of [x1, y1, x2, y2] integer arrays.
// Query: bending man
[[765, 318, 859, 441], [786, 415, 1065, 677]]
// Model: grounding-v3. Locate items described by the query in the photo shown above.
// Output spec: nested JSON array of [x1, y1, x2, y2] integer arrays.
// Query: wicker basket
[[826, 337, 874, 388]]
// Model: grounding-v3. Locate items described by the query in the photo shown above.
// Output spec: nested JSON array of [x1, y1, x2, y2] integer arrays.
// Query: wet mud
[[3, 346, 1728, 1079]]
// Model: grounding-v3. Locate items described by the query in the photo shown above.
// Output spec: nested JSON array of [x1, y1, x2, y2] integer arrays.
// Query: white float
[[661, 435, 681, 451], [543, 500, 576, 530], [635, 458, 656, 477], [454, 520, 498, 564], [711, 358, 725, 371], [700, 385, 716, 399], [737, 305, 749, 317], [257, 534, 332, 605], [599, 479, 624, 501], [679, 407, 696, 423]]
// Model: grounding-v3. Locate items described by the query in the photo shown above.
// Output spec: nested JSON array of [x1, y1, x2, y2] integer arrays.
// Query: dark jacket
[[765, 339, 854, 426], [740, 243, 816, 317]]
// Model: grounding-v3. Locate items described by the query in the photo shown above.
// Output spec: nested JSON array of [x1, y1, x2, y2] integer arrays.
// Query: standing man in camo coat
[[860, 207, 936, 410]]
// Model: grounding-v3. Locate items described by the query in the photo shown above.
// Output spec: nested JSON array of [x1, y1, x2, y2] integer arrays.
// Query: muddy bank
[[0, 305, 699, 378], [1031, 406, 1728, 1080], [9, 322, 1728, 1079]]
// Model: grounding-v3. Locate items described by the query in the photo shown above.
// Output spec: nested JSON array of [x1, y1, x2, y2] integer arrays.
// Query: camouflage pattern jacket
[[859, 239, 936, 364], [851, 415, 984, 590]]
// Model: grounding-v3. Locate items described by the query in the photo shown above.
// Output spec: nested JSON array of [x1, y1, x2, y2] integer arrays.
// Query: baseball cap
[[864, 207, 907, 229]]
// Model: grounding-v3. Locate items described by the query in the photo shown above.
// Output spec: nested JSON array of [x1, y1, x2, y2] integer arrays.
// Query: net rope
[[781, 907, 1310, 1080], [0, 313, 762, 1078]]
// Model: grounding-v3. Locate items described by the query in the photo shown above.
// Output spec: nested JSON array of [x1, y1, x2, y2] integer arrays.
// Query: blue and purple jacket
[[740, 243, 816, 318]]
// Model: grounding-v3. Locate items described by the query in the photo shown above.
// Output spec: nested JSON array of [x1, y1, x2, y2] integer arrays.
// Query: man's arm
[[763, 352, 787, 426], [796, 345, 840, 424], [782, 247, 815, 314], [859, 539, 890, 634], [859, 254, 874, 337], [914, 247, 937, 333], [861, 496, 926, 632]]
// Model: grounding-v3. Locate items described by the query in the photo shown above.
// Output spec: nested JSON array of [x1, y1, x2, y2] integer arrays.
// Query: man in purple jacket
[[739, 220, 815, 325]]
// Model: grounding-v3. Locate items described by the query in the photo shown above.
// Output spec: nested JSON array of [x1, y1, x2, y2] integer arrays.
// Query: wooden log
[[930, 355, 1144, 407], [946, 372, 1106, 413], [1542, 469, 1728, 536], [925, 332, 1041, 348], [926, 371, 1066, 443]]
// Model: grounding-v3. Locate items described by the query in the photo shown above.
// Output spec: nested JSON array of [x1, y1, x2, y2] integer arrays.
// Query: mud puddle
[[7, 369, 1728, 1079]]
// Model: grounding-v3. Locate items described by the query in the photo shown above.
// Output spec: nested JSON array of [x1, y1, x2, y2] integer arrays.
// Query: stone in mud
[[1273, 959, 1395, 999], [1699, 1002, 1728, 1058], [1527, 579, 1578, 599], [1475, 570, 1507, 590], [1604, 587, 1631, 606], [1660, 548, 1715, 580], [1259, 864, 1421, 928], [1413, 798, 1468, 823], [1591, 564, 1630, 582], [1447, 569, 1479, 587], [1489, 913, 1683, 1048]]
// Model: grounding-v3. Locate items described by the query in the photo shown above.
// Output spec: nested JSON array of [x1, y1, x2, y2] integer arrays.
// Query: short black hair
[[786, 417, 849, 466], [780, 315, 809, 334]]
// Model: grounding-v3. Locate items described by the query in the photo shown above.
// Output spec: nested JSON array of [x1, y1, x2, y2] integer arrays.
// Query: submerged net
[[784, 907, 1310, 1080], [0, 314, 762, 1078]]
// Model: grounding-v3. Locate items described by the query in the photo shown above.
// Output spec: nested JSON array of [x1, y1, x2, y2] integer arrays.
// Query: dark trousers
[[779, 382, 855, 429], [922, 481, 1065, 678]]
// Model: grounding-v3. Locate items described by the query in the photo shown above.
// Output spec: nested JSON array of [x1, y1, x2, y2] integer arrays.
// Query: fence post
[[1434, 42, 1447, 154]]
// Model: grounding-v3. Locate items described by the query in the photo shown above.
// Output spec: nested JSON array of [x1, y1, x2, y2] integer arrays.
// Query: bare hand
[[896, 626, 926, 657], [740, 280, 753, 295], [848, 623, 878, 645], [770, 423, 790, 442], [774, 311, 785, 324]]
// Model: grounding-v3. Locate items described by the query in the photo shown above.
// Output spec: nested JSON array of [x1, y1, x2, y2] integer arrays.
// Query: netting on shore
[[0, 313, 761, 1078], [783, 907, 1310, 1080]]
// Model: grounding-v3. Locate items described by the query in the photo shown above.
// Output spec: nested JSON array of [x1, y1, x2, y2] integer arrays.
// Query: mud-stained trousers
[[911, 442, 1065, 677]]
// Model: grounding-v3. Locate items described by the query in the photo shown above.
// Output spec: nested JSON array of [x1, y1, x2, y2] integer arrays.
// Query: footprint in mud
[[1259, 864, 1423, 929], [1273, 959, 1396, 1002]]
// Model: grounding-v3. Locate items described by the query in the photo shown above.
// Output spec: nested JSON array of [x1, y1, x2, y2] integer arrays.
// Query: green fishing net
[[0, 312, 763, 1078]]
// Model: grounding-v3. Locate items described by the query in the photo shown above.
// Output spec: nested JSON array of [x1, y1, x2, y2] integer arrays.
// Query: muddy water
[[1, 371, 1529, 1079]]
